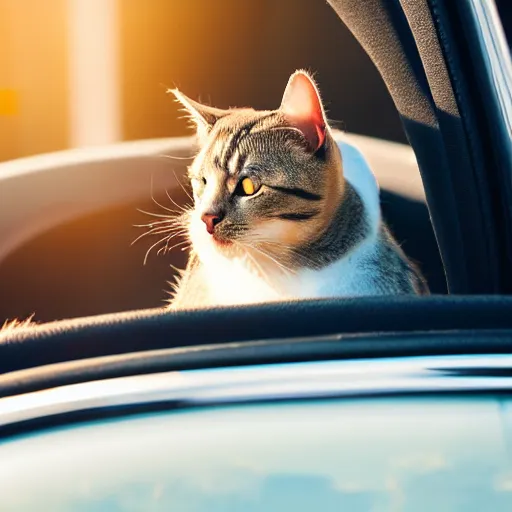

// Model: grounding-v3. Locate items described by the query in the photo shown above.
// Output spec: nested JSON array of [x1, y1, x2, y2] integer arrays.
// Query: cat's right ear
[[169, 89, 228, 143]]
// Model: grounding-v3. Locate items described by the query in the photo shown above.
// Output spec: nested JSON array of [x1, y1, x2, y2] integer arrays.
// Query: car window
[[0, 1, 404, 164], [0, 0, 440, 325], [496, 0, 512, 51], [2, 396, 512, 511]]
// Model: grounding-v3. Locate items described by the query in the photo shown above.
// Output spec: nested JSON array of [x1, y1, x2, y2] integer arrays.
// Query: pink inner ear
[[281, 73, 326, 151]]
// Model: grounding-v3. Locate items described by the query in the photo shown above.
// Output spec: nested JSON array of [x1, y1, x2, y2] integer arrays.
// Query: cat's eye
[[191, 176, 207, 197], [239, 177, 259, 196]]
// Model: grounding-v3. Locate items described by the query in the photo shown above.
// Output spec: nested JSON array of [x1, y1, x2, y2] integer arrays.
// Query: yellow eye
[[241, 177, 257, 195]]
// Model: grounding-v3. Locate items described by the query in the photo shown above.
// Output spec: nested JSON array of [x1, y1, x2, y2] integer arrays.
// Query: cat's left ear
[[280, 70, 327, 152], [169, 89, 229, 142]]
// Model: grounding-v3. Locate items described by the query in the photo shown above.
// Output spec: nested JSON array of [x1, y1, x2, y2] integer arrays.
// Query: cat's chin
[[196, 231, 236, 257], [211, 235, 233, 248]]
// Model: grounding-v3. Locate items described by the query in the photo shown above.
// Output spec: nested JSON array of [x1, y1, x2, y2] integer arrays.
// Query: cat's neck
[[337, 139, 381, 236], [288, 138, 381, 269], [295, 180, 369, 268]]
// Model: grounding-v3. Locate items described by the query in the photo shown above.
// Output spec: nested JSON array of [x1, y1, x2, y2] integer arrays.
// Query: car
[[2, 350, 512, 511], [0, 0, 511, 510]]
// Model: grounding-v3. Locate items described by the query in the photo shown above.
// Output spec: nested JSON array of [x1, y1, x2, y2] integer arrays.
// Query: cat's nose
[[201, 212, 224, 234]]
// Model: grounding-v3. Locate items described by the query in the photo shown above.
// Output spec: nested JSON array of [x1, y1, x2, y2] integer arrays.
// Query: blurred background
[[0, 0, 406, 164], [1, 0, 509, 322]]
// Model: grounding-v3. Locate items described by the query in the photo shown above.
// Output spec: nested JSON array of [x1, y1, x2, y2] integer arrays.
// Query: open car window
[[0, 0, 442, 325], [1, 2, 512, 511]]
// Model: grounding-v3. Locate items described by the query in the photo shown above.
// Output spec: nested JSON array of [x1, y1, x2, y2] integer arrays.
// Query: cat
[[0, 70, 427, 335], [166, 70, 428, 310]]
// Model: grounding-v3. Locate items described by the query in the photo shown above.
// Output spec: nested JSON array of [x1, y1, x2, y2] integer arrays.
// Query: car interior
[[0, 0, 511, 376], [0, 132, 445, 323], [1, 1, 512, 509], [0, 0, 450, 326]]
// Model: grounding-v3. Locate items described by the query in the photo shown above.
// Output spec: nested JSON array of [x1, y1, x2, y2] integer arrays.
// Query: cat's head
[[171, 70, 345, 272]]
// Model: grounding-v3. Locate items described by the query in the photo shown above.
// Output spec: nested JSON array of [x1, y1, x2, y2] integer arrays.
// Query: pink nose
[[201, 213, 222, 234]]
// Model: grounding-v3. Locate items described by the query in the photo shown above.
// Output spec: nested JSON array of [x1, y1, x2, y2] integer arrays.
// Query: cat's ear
[[169, 89, 228, 142], [280, 70, 327, 152]]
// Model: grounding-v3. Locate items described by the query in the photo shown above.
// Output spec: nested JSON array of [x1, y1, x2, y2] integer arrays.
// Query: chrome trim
[[1, 355, 512, 428], [468, 0, 512, 140]]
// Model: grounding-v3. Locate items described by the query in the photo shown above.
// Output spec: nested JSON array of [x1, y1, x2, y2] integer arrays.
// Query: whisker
[[243, 247, 270, 283], [151, 196, 178, 215], [136, 208, 174, 219], [131, 217, 188, 245], [134, 219, 178, 228], [160, 231, 189, 256], [249, 238, 320, 269], [265, 243, 320, 269], [143, 236, 169, 265], [131, 227, 176, 246], [157, 154, 195, 161], [259, 245, 297, 274], [172, 168, 194, 202], [134, 215, 188, 229], [257, 252, 294, 278], [162, 232, 185, 255], [149, 174, 178, 215], [242, 242, 295, 277], [165, 187, 191, 213], [160, 234, 188, 256], [167, 239, 191, 253]]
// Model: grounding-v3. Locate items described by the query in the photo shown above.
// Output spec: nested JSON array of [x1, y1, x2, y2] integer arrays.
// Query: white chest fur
[[200, 237, 383, 306], [192, 139, 383, 305]]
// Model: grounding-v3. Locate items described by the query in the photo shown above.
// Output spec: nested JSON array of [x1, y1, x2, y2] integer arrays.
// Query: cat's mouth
[[211, 234, 233, 247]]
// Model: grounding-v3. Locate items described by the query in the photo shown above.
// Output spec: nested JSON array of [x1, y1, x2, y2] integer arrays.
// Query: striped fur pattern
[[0, 72, 427, 334], [167, 70, 427, 309]]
